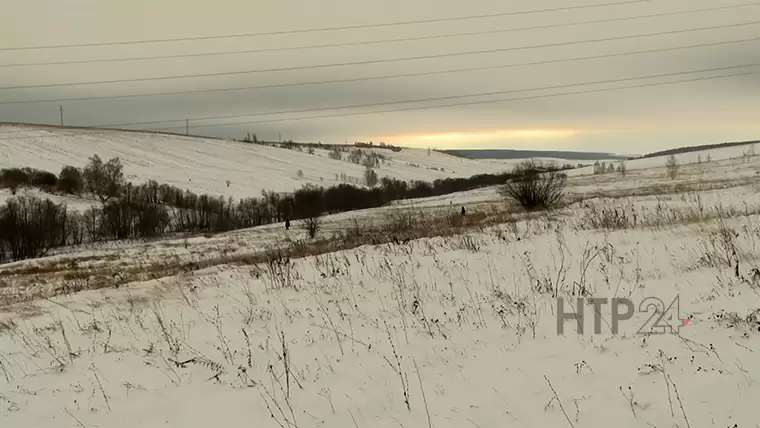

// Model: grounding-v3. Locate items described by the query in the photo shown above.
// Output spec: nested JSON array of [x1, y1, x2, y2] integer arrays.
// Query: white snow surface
[[0, 125, 517, 197], [1, 127, 760, 427]]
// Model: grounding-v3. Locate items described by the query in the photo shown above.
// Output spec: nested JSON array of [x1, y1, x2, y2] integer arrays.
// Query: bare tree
[[83, 155, 125, 203], [302, 215, 322, 239], [665, 155, 679, 180], [58, 166, 84, 195], [364, 167, 378, 187], [328, 147, 343, 160]]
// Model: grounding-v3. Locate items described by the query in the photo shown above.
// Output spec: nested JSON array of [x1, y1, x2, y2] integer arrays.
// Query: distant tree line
[[0, 154, 568, 263], [640, 139, 760, 159], [237, 132, 402, 153]]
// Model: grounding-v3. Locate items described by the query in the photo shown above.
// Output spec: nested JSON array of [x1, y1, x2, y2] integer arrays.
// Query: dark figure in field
[[461, 206, 466, 217], [285, 218, 290, 230]]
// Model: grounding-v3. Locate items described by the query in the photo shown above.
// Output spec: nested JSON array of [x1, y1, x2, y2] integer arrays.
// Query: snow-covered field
[[565, 142, 759, 178], [1, 128, 760, 427], [0, 125, 520, 197], [2, 124, 755, 214]]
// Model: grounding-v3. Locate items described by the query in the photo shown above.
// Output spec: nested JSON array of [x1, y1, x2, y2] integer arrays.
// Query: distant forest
[[438, 149, 629, 161], [441, 138, 760, 162], [639, 139, 760, 159]]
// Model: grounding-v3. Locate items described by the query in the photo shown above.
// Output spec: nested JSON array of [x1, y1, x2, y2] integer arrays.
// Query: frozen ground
[[1, 131, 760, 427]]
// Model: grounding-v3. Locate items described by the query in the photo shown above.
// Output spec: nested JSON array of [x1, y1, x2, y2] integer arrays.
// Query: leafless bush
[[618, 161, 627, 176], [301, 215, 322, 239], [498, 161, 566, 210], [364, 167, 378, 187], [328, 147, 343, 160], [264, 247, 297, 289], [665, 155, 679, 180], [578, 201, 638, 230], [83, 207, 104, 242], [383, 208, 419, 238], [0, 196, 69, 261], [66, 211, 85, 246], [697, 220, 740, 269]]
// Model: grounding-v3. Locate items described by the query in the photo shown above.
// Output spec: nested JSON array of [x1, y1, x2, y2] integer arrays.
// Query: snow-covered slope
[[0, 125, 513, 197], [3, 124, 752, 200], [2, 135, 760, 426], [567, 141, 759, 177]]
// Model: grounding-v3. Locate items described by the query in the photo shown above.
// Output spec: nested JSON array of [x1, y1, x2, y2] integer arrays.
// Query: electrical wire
[[1, 35, 757, 106], [2, 2, 757, 68], [145, 68, 760, 131], [106, 63, 755, 129], [2, 20, 758, 92], [1, 64, 755, 139], [0, 0, 651, 51]]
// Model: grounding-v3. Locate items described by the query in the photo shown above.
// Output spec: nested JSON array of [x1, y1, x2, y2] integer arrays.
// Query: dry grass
[[3, 164, 760, 310], [0, 205, 535, 307], [4, 186, 759, 310]]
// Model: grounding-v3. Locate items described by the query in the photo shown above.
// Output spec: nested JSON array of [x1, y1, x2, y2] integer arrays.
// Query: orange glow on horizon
[[372, 128, 581, 148]]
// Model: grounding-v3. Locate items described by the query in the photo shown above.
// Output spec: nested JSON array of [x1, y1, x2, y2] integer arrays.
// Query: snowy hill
[[0, 125, 514, 197], [3, 124, 753, 200], [566, 140, 759, 178], [1, 146, 760, 427], [1, 124, 760, 426]]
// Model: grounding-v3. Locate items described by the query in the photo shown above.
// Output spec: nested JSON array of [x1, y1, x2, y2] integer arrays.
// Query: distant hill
[[639, 139, 760, 159], [0, 124, 516, 197], [439, 149, 630, 161]]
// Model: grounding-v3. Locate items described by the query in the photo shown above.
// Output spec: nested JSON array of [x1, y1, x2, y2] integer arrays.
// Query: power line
[[1, 67, 755, 141], [2, 20, 758, 92], [146, 68, 760, 131], [1, 68, 755, 142], [3, 2, 757, 68], [99, 62, 754, 129], [1, 35, 757, 106], [0, 0, 650, 51]]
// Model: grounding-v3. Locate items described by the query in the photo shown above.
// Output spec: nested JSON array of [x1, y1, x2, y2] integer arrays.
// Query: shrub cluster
[[0, 167, 59, 194], [498, 161, 568, 210]]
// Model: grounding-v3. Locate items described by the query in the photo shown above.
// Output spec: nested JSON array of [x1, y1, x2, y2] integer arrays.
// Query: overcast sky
[[1, 0, 759, 154]]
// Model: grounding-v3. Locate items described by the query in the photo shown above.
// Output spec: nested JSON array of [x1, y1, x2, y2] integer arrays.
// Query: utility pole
[[59, 105, 64, 126], [185, 119, 189, 135], [279, 132, 281, 143]]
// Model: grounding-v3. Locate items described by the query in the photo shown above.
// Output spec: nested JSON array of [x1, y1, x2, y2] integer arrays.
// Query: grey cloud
[[1, 0, 759, 152]]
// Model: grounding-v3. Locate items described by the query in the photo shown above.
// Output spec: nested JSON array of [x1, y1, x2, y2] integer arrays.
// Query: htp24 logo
[[556, 294, 688, 335]]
